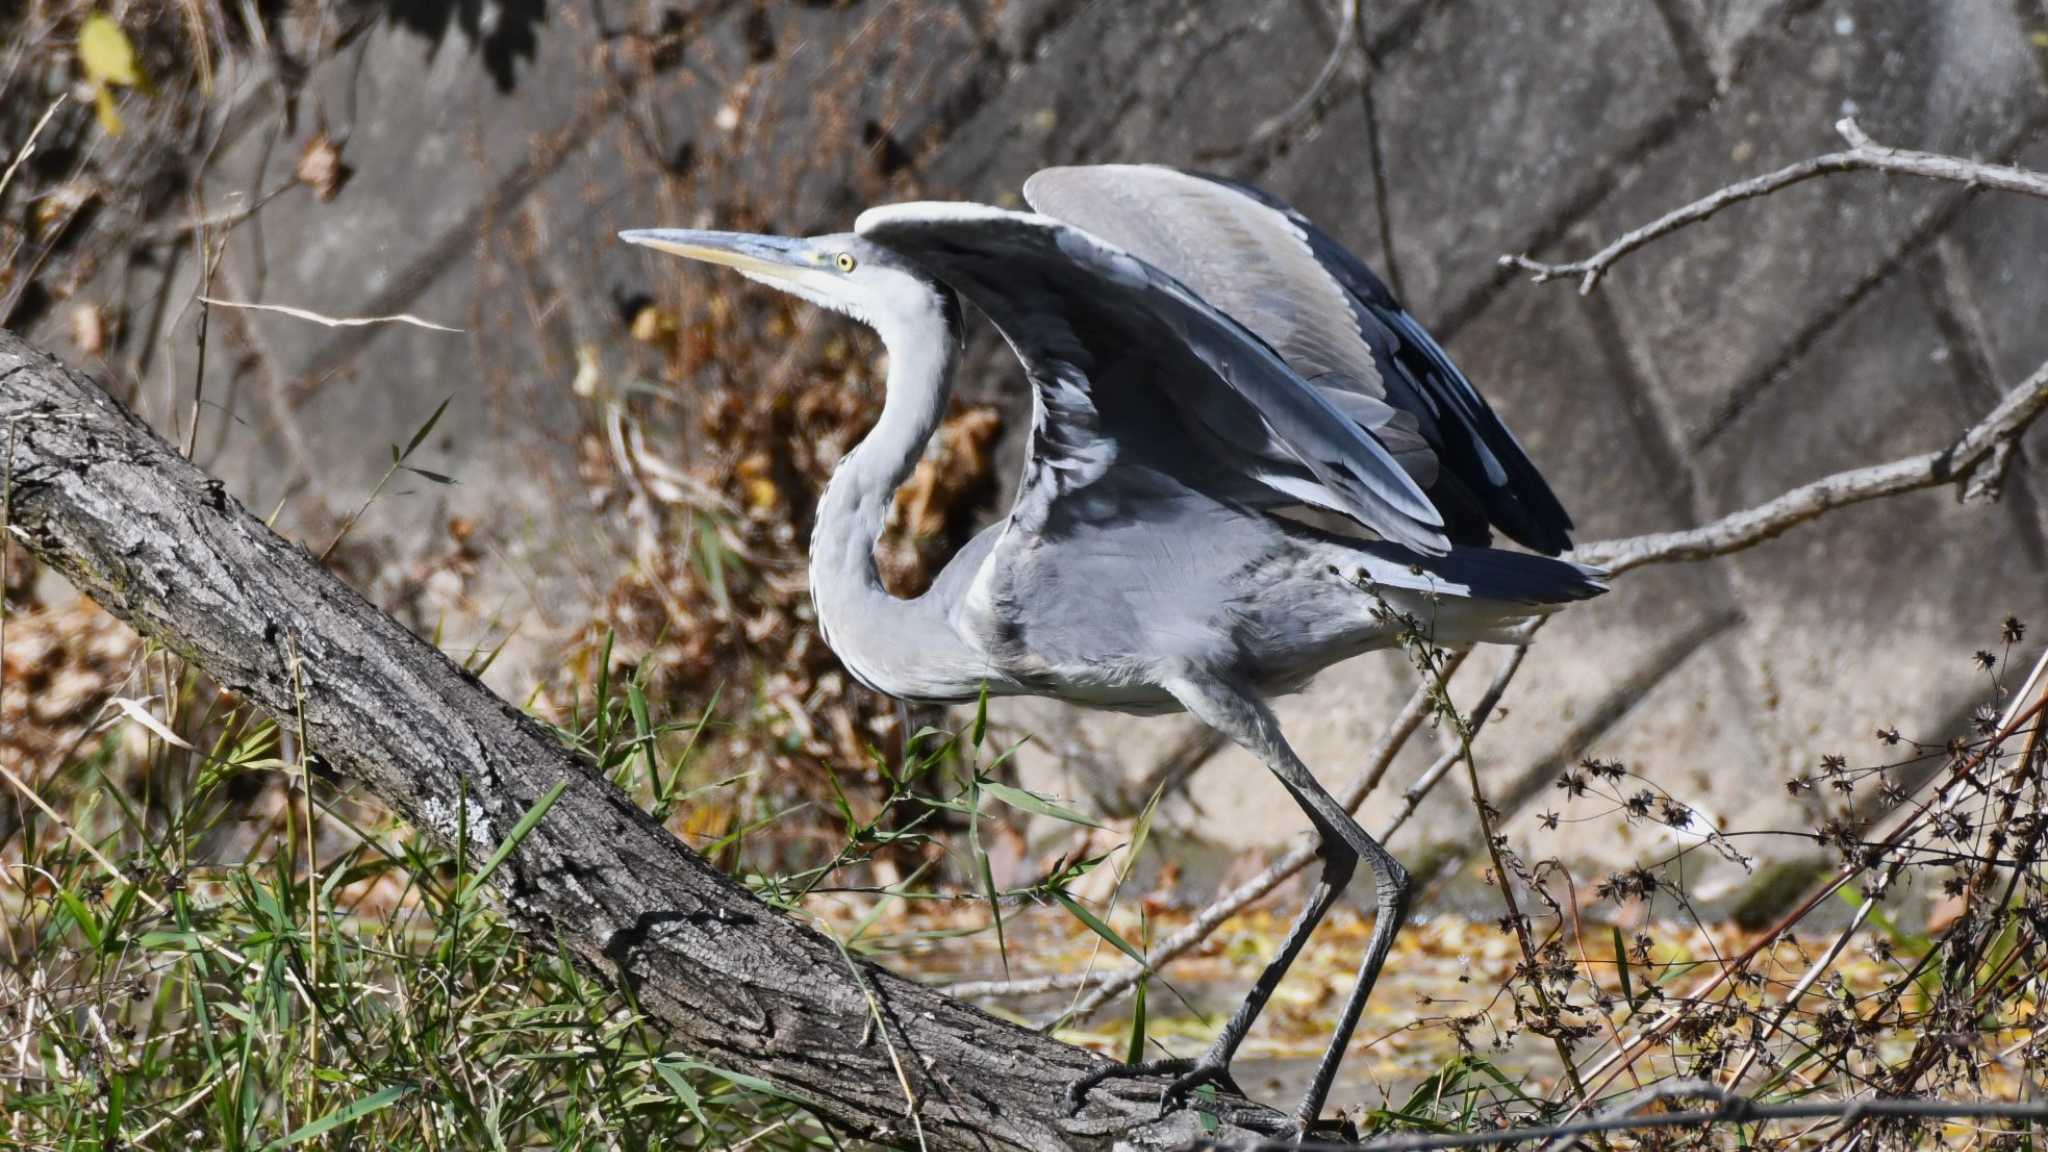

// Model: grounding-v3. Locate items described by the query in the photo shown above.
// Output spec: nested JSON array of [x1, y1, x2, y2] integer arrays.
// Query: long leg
[[1286, 772, 1410, 1128], [1065, 851, 1352, 1112], [1174, 674, 1412, 1129], [1066, 672, 1411, 1131]]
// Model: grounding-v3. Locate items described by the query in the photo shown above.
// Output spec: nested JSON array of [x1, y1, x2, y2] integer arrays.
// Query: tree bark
[[0, 329, 1279, 1151]]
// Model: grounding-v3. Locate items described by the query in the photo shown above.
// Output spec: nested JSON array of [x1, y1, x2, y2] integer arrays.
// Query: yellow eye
[[834, 252, 857, 273]]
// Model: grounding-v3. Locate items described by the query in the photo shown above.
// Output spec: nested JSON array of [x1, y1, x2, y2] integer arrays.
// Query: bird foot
[[1067, 1056, 1353, 1142], [1064, 1054, 1248, 1119]]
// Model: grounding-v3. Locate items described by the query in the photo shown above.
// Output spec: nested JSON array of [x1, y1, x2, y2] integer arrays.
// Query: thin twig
[[1562, 692, 2048, 1117], [1556, 868, 1644, 1096], [0, 760, 165, 915], [1, 422, 14, 780], [0, 95, 66, 206], [185, 235, 222, 459], [1430, 638, 1589, 1103], [290, 634, 320, 1079], [1197, 1088, 2048, 1151], [1572, 355, 2048, 574], [829, 930, 929, 1152], [1502, 118, 2048, 294], [1721, 895, 1875, 1093], [1540, 1079, 1724, 1152], [125, 1060, 241, 1143], [1201, 0, 1361, 162], [1377, 642, 1532, 844], [137, 178, 299, 242], [196, 296, 464, 333]]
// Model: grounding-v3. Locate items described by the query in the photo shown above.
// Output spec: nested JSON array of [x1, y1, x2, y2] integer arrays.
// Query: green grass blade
[[1120, 782, 1164, 886], [968, 774, 1009, 978], [402, 396, 451, 458], [1125, 977, 1148, 1065], [978, 850, 1009, 979], [261, 1082, 414, 1150], [1054, 891, 1147, 968], [978, 779, 1103, 829], [56, 886, 103, 951], [627, 681, 660, 796], [653, 1062, 711, 1130], [104, 1068, 126, 1149], [667, 1058, 803, 1103], [459, 779, 569, 904], [1610, 924, 1634, 1009]]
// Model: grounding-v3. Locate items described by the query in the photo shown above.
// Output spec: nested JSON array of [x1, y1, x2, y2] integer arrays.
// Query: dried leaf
[[108, 697, 193, 750], [79, 16, 142, 88], [294, 132, 350, 202], [70, 303, 107, 357], [571, 344, 602, 397], [630, 305, 673, 344]]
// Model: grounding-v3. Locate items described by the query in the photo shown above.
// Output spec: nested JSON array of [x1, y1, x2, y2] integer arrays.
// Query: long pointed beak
[[618, 229, 813, 281]]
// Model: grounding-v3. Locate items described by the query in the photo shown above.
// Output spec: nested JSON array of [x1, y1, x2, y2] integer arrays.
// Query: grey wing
[[1023, 164, 1575, 555], [854, 202, 1450, 555]]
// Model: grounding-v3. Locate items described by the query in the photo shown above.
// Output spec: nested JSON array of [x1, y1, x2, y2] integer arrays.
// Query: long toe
[[1156, 1056, 1249, 1117], [1062, 1057, 1198, 1116], [1241, 1114, 1305, 1144]]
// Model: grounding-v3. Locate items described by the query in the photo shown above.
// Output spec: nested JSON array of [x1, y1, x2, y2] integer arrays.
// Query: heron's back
[[956, 458, 1599, 709]]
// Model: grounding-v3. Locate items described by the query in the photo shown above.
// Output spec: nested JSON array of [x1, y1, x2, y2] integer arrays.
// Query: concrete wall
[[40, 0, 2048, 896]]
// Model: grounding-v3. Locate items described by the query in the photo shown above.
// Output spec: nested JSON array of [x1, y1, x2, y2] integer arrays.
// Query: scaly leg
[[1063, 848, 1351, 1114], [1066, 673, 1410, 1134], [1288, 796, 1409, 1129]]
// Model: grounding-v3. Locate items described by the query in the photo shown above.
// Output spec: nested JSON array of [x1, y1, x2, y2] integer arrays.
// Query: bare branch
[[196, 296, 464, 333], [1500, 118, 2048, 294], [1376, 644, 1531, 844], [1571, 355, 2048, 574], [1198, 1086, 2048, 1152]]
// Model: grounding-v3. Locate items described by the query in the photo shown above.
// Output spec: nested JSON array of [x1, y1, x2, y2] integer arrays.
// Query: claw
[[1064, 1054, 1250, 1119], [1155, 1058, 1246, 1116]]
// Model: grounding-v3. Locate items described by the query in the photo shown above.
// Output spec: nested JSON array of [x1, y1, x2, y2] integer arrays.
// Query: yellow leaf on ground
[[79, 15, 142, 88]]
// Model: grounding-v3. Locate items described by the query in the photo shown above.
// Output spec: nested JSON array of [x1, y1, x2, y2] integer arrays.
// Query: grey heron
[[621, 165, 1602, 1133]]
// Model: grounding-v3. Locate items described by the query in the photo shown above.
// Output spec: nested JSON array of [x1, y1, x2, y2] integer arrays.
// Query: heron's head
[[619, 228, 960, 348]]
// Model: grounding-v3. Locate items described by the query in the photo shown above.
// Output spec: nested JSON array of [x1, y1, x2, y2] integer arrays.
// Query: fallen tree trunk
[[0, 329, 1277, 1151]]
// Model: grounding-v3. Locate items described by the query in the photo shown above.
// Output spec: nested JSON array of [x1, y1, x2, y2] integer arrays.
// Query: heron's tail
[[1351, 544, 1606, 646], [1425, 547, 1608, 606], [1357, 543, 1605, 604]]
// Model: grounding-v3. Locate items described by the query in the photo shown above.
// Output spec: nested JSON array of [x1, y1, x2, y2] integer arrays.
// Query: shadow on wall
[[378, 0, 547, 92]]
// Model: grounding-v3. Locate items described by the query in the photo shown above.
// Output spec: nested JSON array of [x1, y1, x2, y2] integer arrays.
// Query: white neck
[[807, 300, 987, 701]]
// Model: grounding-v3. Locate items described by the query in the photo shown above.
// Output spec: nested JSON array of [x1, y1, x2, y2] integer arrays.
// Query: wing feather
[[856, 202, 1450, 555], [1023, 164, 1575, 554]]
